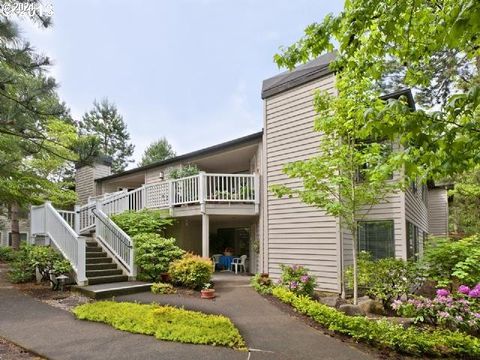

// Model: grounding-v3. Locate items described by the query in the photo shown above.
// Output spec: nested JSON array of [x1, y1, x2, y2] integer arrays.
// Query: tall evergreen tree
[[0, 0, 85, 249], [79, 99, 134, 173], [139, 137, 176, 166]]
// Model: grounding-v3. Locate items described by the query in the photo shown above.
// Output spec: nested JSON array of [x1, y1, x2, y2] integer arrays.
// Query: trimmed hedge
[[73, 301, 246, 350], [272, 287, 480, 358]]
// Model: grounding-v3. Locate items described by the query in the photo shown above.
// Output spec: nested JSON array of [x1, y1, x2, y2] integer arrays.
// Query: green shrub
[[272, 287, 480, 358], [423, 235, 480, 288], [0, 246, 15, 262], [279, 264, 316, 297], [345, 252, 422, 307], [111, 209, 173, 237], [169, 253, 212, 289], [8, 243, 35, 283], [73, 301, 246, 350], [133, 233, 184, 281], [250, 274, 274, 295], [8, 244, 71, 284], [151, 282, 176, 294]]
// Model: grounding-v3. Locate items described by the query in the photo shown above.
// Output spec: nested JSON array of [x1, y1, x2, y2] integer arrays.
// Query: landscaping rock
[[388, 316, 415, 329], [317, 296, 340, 308], [338, 304, 366, 317], [357, 298, 385, 315]]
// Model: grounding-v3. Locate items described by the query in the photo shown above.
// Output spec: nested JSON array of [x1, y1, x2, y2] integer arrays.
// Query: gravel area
[[0, 337, 44, 360]]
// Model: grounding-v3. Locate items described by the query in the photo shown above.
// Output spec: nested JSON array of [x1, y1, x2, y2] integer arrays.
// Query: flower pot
[[201, 289, 216, 299], [260, 273, 269, 278]]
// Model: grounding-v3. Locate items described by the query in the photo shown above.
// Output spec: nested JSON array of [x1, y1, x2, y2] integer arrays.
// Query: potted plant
[[200, 283, 216, 299]]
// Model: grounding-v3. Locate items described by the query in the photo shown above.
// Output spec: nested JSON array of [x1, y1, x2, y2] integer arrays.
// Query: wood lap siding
[[264, 74, 340, 292], [427, 189, 448, 236]]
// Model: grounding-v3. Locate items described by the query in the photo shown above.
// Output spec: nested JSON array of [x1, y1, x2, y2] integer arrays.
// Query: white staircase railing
[[92, 206, 135, 277], [30, 202, 87, 285]]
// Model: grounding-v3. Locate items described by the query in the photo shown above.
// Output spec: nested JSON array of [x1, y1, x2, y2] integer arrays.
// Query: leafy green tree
[[272, 0, 479, 301], [139, 137, 176, 166], [275, 0, 479, 180], [271, 89, 403, 304], [79, 98, 134, 173], [449, 169, 480, 236]]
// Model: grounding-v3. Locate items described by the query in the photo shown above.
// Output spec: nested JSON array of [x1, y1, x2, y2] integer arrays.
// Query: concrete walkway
[[0, 264, 243, 360], [0, 265, 375, 360], [116, 273, 375, 360]]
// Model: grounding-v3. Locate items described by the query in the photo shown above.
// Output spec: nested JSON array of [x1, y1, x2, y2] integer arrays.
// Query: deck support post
[[199, 171, 206, 213], [202, 213, 209, 258]]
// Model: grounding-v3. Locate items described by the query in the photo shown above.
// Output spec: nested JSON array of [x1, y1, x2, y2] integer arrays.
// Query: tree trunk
[[9, 203, 20, 250], [351, 224, 358, 305]]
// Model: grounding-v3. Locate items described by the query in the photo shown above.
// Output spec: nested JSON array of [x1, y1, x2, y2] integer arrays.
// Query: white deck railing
[[93, 207, 135, 277], [90, 172, 259, 217], [30, 202, 87, 285]]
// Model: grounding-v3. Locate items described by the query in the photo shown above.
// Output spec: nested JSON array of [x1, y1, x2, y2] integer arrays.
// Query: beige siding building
[[54, 52, 448, 293]]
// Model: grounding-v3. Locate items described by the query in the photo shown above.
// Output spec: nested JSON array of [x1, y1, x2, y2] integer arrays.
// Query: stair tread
[[72, 281, 153, 299], [86, 269, 123, 276]]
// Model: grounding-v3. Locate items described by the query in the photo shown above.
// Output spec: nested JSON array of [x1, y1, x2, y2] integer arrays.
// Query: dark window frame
[[357, 220, 395, 259], [8, 232, 28, 247], [406, 221, 420, 260]]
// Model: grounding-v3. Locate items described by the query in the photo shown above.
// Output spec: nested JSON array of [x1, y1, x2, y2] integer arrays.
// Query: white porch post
[[74, 205, 80, 234], [202, 213, 209, 258], [254, 172, 260, 214], [199, 172, 206, 213], [76, 235, 87, 285]]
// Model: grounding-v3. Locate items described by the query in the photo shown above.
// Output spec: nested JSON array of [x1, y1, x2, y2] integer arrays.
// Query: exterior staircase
[[72, 235, 152, 299], [85, 238, 128, 285]]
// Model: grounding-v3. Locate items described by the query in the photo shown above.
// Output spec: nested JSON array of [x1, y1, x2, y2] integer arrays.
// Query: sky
[[20, 0, 343, 167]]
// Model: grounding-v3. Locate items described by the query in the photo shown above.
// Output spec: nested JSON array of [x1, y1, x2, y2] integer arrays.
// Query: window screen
[[358, 221, 395, 259]]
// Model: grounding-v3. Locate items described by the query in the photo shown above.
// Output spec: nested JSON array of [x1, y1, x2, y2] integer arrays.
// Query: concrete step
[[86, 263, 118, 271], [86, 257, 112, 264], [87, 274, 129, 285], [72, 281, 153, 299], [86, 269, 123, 277], [86, 252, 107, 258]]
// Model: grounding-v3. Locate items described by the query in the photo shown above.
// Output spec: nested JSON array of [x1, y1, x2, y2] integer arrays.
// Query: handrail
[[92, 207, 135, 276], [30, 203, 87, 285], [92, 208, 132, 249]]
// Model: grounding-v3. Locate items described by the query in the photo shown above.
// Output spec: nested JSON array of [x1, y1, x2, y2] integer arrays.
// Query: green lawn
[[73, 301, 246, 350]]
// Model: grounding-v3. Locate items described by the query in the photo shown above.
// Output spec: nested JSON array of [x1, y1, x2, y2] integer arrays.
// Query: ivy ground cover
[[73, 302, 246, 350]]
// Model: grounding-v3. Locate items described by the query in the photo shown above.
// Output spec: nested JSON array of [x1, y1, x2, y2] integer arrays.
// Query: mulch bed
[[13, 282, 91, 311], [262, 294, 417, 360], [0, 337, 44, 360]]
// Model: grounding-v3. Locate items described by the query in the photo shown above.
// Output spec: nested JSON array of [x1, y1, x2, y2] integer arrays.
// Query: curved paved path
[[116, 273, 375, 360], [0, 265, 375, 360]]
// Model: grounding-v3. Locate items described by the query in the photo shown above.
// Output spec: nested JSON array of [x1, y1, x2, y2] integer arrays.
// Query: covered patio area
[[165, 214, 259, 274]]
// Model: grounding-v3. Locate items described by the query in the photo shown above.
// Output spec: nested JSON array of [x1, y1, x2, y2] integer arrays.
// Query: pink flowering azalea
[[300, 275, 309, 283], [436, 289, 450, 297], [468, 288, 480, 298], [458, 285, 470, 295]]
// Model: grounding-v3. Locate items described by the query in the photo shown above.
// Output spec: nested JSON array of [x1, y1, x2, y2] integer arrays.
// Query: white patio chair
[[211, 254, 222, 271], [231, 255, 247, 274]]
